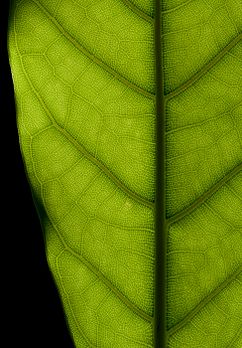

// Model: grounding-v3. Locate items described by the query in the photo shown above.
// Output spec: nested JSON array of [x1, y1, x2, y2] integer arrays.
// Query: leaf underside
[[8, 0, 242, 347]]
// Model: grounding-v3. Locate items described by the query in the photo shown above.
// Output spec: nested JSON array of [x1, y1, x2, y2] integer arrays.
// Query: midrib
[[154, 0, 166, 347]]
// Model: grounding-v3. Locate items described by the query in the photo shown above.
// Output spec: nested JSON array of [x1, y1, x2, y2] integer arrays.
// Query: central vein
[[154, 0, 166, 347]]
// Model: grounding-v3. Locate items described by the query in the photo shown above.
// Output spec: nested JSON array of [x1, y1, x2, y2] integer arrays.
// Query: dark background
[[1, 1, 74, 346]]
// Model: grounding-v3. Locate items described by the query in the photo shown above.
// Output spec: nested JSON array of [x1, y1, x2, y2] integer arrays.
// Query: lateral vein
[[52, 221, 154, 324], [167, 162, 242, 225], [12, 2, 155, 212], [121, 0, 154, 23], [55, 124, 155, 209], [165, 33, 242, 101], [32, 0, 155, 100], [167, 266, 242, 337], [21, 60, 154, 209]]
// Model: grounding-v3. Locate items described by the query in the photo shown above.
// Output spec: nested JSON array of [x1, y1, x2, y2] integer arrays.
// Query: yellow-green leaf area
[[8, 0, 242, 347]]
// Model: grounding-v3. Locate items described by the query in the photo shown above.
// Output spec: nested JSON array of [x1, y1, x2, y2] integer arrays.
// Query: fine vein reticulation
[[50, 218, 153, 323], [17, 51, 154, 210], [33, 0, 155, 100], [9, 0, 242, 347]]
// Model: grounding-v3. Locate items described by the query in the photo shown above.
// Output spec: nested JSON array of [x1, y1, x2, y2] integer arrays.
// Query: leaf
[[8, 0, 242, 347]]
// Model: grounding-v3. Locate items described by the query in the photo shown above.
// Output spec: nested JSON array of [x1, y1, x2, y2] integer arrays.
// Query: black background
[[1, 1, 74, 346]]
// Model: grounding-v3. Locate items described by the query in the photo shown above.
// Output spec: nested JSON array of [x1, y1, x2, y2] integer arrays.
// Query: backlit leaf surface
[[8, 0, 242, 347]]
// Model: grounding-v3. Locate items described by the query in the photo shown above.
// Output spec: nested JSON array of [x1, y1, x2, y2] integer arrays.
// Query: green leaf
[[8, 0, 242, 347]]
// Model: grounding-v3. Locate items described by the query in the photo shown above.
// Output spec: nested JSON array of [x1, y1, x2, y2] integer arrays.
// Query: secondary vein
[[14, 10, 154, 325], [15, 37, 154, 210], [54, 122, 154, 210], [167, 162, 242, 225], [165, 33, 242, 101], [167, 266, 242, 337], [121, 0, 154, 23], [52, 220, 153, 323], [32, 0, 155, 100]]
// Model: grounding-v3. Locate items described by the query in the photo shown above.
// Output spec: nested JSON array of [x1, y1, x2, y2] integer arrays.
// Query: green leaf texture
[[8, 0, 242, 347]]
